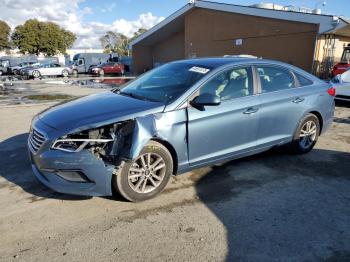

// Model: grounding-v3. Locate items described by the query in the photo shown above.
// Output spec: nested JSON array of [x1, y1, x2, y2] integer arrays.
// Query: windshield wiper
[[118, 91, 151, 101]]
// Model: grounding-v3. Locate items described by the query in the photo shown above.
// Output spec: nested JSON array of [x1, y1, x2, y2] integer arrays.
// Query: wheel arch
[[150, 138, 178, 175], [309, 110, 324, 133]]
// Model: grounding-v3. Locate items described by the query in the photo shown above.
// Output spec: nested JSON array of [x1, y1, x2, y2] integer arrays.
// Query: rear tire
[[62, 69, 69, 77], [290, 113, 320, 154], [113, 141, 173, 202]]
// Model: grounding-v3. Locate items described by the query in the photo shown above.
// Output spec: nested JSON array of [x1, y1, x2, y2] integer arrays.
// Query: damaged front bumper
[[28, 118, 115, 196]]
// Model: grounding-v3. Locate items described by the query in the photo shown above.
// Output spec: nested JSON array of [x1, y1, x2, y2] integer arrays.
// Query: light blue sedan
[[28, 57, 335, 201]]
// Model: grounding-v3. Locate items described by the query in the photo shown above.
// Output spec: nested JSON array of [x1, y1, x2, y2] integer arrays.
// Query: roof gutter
[[130, 0, 350, 47]]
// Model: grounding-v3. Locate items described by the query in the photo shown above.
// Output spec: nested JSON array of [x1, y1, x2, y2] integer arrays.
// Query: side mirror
[[191, 93, 221, 109]]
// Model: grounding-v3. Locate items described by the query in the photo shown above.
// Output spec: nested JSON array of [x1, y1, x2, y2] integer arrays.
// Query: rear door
[[47, 64, 59, 75], [187, 66, 260, 166], [254, 64, 315, 147], [53, 64, 62, 75]]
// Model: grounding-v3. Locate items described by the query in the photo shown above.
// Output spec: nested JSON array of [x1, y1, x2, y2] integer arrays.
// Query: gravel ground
[[0, 81, 349, 262]]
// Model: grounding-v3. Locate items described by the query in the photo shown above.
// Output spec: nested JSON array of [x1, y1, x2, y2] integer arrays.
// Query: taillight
[[327, 87, 336, 97]]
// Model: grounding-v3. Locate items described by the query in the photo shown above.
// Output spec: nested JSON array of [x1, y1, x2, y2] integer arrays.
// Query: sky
[[0, 0, 349, 49]]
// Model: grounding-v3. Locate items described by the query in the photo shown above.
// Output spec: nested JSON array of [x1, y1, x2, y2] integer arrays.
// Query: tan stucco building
[[131, 1, 350, 78]]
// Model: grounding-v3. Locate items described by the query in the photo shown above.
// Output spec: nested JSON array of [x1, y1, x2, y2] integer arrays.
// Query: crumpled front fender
[[124, 110, 188, 172]]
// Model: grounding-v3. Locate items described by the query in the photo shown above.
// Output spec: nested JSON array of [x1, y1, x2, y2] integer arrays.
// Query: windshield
[[117, 62, 211, 103]]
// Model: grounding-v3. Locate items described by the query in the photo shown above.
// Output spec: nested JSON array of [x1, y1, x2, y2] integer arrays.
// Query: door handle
[[243, 107, 259, 115], [292, 97, 305, 103]]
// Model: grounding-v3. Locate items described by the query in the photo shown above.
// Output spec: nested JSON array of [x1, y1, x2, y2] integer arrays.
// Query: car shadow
[[335, 100, 350, 108], [0, 133, 91, 201], [194, 148, 350, 261], [333, 116, 350, 125]]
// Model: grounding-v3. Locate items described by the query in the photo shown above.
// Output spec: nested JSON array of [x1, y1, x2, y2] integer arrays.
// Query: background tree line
[[0, 19, 76, 56], [99, 28, 147, 57], [0, 18, 147, 57]]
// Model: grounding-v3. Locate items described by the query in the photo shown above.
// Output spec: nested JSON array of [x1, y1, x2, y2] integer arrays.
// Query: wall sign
[[235, 39, 243, 46]]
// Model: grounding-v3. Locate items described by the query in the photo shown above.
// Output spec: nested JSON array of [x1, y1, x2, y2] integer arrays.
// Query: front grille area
[[28, 128, 46, 153]]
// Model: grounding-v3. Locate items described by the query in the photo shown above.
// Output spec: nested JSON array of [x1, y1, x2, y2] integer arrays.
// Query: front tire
[[62, 69, 69, 77], [32, 70, 41, 78], [290, 114, 320, 154], [113, 141, 173, 202]]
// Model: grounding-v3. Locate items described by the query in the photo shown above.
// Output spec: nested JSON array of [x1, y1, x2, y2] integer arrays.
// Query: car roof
[[168, 56, 322, 84], [171, 57, 260, 68]]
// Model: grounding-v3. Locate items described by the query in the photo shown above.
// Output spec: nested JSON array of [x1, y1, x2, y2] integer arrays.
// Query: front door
[[187, 66, 260, 166], [77, 58, 85, 73]]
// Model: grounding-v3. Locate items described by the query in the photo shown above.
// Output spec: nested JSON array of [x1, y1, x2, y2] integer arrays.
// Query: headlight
[[51, 125, 117, 153]]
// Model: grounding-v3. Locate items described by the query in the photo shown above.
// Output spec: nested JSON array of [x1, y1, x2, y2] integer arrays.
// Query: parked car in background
[[0, 55, 37, 75], [23, 63, 73, 78], [28, 57, 335, 202], [331, 68, 350, 102], [332, 44, 350, 77], [0, 55, 59, 76], [87, 64, 98, 74], [9, 62, 38, 75], [90, 62, 125, 76], [18, 63, 41, 76]]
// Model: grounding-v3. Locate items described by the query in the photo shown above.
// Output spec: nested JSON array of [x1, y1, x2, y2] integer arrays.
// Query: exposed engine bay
[[51, 121, 135, 164]]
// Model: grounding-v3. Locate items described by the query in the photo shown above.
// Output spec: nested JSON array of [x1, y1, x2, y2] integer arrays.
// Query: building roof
[[130, 0, 350, 47]]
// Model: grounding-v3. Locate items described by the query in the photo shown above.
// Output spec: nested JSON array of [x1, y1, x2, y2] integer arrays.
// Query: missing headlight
[[52, 138, 114, 153], [51, 121, 135, 164], [51, 123, 121, 153]]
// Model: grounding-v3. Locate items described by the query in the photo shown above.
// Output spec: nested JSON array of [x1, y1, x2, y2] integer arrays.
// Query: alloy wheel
[[33, 70, 40, 78], [128, 153, 166, 194], [62, 70, 68, 77], [299, 120, 317, 150]]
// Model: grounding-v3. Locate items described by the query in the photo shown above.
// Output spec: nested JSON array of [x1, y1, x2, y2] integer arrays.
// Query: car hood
[[38, 91, 165, 133]]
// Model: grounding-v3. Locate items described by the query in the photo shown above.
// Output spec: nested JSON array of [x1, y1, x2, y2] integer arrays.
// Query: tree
[[129, 28, 147, 43], [0, 20, 11, 51], [11, 19, 76, 56], [100, 31, 129, 56], [100, 28, 147, 56]]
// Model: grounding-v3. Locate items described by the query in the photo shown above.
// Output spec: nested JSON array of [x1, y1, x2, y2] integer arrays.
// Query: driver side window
[[200, 67, 254, 101]]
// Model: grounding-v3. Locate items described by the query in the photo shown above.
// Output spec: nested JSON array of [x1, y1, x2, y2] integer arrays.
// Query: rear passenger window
[[257, 66, 295, 93], [295, 73, 313, 86]]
